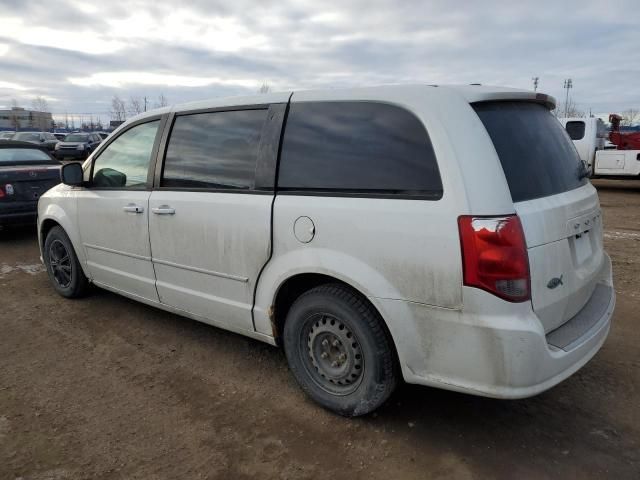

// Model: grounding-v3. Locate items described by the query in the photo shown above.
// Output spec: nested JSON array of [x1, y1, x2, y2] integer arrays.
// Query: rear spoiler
[[470, 92, 556, 110]]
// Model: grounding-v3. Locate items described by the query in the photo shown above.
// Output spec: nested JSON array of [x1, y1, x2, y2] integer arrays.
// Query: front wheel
[[43, 226, 89, 298], [283, 284, 398, 416]]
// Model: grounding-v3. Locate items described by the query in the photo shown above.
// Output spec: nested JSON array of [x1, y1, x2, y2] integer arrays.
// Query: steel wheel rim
[[48, 239, 72, 288], [301, 313, 364, 395]]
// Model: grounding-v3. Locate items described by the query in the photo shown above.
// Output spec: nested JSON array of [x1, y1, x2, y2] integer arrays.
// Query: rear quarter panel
[[254, 86, 516, 338]]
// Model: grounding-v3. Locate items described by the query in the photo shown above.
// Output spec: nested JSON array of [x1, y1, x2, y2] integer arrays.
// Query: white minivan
[[38, 85, 615, 416]]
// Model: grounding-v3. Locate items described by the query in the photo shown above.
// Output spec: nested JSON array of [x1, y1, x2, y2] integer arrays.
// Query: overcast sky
[[0, 0, 638, 125]]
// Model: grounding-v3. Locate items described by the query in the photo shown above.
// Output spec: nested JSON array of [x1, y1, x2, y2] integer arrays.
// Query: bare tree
[[554, 97, 585, 118], [31, 96, 49, 112], [110, 95, 127, 122], [258, 82, 271, 94], [154, 93, 169, 108], [620, 108, 639, 126], [128, 97, 144, 116]]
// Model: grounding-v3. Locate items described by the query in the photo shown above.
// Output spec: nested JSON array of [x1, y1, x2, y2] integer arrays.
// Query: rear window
[[473, 102, 587, 202], [0, 148, 53, 164], [565, 121, 585, 140], [278, 102, 442, 198]]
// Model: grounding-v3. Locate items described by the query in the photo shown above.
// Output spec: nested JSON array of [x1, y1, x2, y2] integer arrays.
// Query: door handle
[[152, 205, 176, 215], [123, 204, 144, 214]]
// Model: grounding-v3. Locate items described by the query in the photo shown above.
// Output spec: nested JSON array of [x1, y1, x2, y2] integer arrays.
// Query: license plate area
[[572, 230, 593, 265]]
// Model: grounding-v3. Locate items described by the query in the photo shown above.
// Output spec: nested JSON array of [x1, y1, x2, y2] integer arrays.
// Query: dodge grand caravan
[[38, 85, 615, 416]]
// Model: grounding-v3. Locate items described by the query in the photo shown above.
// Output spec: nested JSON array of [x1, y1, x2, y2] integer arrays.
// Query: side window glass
[[565, 121, 586, 140], [162, 109, 267, 190], [91, 121, 159, 188], [278, 102, 442, 196]]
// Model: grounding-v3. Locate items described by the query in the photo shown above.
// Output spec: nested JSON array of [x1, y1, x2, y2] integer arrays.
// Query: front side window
[[565, 121, 586, 140], [277, 101, 443, 197], [91, 120, 159, 188], [162, 109, 267, 190]]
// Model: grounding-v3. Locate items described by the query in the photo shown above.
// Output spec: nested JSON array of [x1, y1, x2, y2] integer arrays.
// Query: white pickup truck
[[560, 117, 640, 177]]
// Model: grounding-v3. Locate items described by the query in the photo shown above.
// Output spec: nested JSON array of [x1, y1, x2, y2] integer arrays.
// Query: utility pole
[[144, 96, 147, 112], [563, 78, 573, 117], [531, 76, 539, 91]]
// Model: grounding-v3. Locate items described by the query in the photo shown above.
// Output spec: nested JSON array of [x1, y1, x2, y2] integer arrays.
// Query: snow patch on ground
[[0, 262, 46, 277], [604, 230, 640, 240]]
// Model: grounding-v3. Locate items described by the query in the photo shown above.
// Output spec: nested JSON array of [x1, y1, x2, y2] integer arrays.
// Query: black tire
[[283, 283, 398, 416], [43, 226, 89, 298]]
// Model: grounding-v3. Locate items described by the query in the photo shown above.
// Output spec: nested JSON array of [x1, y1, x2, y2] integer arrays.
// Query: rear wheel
[[43, 226, 89, 298], [283, 283, 398, 416]]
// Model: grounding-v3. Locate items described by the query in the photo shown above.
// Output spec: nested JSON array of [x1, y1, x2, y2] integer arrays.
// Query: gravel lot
[[1, 179, 639, 479]]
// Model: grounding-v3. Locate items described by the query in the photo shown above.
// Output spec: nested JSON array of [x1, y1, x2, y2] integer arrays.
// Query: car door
[[76, 117, 166, 302], [148, 104, 285, 331]]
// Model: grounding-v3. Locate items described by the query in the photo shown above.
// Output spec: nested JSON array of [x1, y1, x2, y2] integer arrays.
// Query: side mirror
[[60, 162, 84, 186]]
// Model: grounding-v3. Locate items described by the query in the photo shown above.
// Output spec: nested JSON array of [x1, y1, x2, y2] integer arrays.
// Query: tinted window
[[91, 121, 159, 188], [565, 121, 586, 140], [278, 102, 442, 196], [162, 109, 267, 190], [65, 134, 89, 142], [473, 102, 587, 203], [14, 132, 40, 142], [0, 148, 53, 164]]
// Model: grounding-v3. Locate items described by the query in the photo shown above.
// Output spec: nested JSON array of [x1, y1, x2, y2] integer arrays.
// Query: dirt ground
[[1, 180, 639, 480]]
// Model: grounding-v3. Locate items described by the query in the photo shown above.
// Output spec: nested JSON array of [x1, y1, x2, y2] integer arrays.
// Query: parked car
[[0, 132, 15, 140], [38, 85, 614, 416], [54, 132, 102, 161], [11, 131, 59, 151], [0, 141, 61, 226]]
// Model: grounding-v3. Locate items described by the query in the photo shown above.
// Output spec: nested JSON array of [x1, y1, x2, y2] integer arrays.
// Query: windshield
[[0, 148, 53, 164], [0, 132, 14, 139], [14, 132, 41, 142], [64, 134, 89, 142], [473, 102, 587, 202]]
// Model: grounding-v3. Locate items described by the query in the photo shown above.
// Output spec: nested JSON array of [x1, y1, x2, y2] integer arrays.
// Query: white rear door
[[474, 102, 605, 332]]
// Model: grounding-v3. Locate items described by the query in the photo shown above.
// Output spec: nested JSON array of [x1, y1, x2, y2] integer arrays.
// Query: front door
[[77, 119, 163, 302], [148, 107, 277, 331]]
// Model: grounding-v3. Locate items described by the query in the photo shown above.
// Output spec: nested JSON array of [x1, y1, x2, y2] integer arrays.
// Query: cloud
[[68, 72, 262, 89], [0, 0, 638, 125]]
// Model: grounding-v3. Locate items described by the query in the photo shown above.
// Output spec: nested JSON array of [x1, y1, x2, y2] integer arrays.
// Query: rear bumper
[[0, 201, 38, 225], [374, 253, 614, 399]]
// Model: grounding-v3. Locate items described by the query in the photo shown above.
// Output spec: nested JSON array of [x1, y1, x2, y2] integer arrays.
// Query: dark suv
[[54, 133, 102, 161]]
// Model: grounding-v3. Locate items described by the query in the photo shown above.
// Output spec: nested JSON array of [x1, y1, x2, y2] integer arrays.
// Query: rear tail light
[[458, 215, 530, 302], [0, 185, 4, 198]]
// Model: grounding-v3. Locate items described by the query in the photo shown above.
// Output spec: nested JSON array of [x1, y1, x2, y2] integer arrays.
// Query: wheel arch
[[268, 272, 401, 371], [38, 203, 89, 278]]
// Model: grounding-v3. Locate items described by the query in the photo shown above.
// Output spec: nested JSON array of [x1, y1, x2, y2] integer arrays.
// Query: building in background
[[0, 107, 54, 131]]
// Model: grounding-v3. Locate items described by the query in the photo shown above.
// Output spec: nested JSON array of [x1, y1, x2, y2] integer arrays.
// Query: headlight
[[76, 144, 85, 150], [55, 143, 60, 150]]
